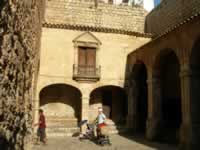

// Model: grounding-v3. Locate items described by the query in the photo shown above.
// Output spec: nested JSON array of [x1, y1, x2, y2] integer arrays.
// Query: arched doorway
[[131, 62, 148, 135], [190, 38, 200, 148], [89, 86, 127, 132], [154, 50, 182, 145], [39, 84, 81, 135]]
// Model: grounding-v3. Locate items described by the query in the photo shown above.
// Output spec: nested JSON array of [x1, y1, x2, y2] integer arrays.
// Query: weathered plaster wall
[[0, 0, 44, 149]]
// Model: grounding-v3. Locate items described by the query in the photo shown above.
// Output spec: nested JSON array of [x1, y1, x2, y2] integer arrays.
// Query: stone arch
[[153, 49, 181, 72], [89, 85, 127, 127], [91, 83, 124, 92], [38, 81, 80, 95], [130, 61, 148, 135], [190, 37, 200, 148], [39, 83, 82, 131], [152, 49, 182, 145]]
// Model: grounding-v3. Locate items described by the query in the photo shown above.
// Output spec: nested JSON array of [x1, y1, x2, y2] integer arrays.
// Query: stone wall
[[145, 0, 200, 36], [0, 0, 44, 149], [45, 0, 147, 33], [35, 28, 150, 136], [38, 28, 150, 92]]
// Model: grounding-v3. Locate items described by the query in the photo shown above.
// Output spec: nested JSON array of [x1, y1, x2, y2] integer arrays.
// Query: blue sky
[[154, 0, 160, 6]]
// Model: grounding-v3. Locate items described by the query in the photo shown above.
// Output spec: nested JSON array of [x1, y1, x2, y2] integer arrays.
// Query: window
[[78, 47, 96, 68], [73, 32, 101, 81], [78, 47, 97, 76]]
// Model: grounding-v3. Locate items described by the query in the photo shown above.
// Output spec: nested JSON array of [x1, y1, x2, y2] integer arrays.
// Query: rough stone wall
[[0, 0, 45, 149], [145, 0, 200, 36], [45, 0, 147, 33]]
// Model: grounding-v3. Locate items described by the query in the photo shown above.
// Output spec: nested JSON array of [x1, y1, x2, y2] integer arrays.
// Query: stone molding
[[43, 23, 152, 37]]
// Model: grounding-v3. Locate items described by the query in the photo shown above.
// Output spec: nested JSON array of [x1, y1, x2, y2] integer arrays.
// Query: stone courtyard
[[33, 135, 176, 150], [1, 0, 200, 149]]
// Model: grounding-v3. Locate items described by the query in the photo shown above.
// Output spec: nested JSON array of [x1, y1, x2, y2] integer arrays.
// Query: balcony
[[73, 64, 101, 82]]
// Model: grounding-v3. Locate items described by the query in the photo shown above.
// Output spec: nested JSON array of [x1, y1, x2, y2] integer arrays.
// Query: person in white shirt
[[96, 107, 106, 136]]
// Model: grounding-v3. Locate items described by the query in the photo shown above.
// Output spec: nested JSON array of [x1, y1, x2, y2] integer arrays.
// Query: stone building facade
[[0, 0, 45, 150], [32, 0, 200, 149], [35, 0, 150, 136], [127, 0, 200, 149]]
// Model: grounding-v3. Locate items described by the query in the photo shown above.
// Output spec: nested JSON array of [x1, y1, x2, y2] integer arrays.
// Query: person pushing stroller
[[96, 107, 106, 137], [79, 107, 111, 146], [95, 107, 111, 146], [79, 107, 106, 139]]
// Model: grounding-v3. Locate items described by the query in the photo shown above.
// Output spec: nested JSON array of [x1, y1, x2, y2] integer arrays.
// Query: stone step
[[46, 127, 80, 137], [47, 122, 78, 128], [46, 124, 128, 137], [46, 118, 78, 128]]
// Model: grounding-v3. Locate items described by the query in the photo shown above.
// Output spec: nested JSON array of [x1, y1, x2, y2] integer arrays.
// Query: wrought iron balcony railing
[[73, 64, 101, 81]]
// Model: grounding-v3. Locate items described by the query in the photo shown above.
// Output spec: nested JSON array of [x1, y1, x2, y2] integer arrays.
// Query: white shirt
[[97, 113, 106, 124]]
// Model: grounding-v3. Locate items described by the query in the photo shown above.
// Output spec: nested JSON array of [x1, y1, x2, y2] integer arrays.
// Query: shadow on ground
[[118, 131, 178, 150]]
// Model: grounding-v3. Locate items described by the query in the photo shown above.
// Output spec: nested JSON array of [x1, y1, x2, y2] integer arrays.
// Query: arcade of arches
[[127, 21, 200, 149], [37, 84, 128, 135]]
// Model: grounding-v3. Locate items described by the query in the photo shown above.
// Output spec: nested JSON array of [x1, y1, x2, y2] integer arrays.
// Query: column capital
[[180, 66, 191, 78], [146, 77, 160, 85], [81, 96, 89, 100]]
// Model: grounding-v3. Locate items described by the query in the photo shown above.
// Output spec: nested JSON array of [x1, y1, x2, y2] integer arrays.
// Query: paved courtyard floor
[[33, 135, 177, 150]]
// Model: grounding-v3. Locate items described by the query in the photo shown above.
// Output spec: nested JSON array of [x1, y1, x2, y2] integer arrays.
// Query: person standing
[[34, 109, 46, 144], [96, 107, 106, 137]]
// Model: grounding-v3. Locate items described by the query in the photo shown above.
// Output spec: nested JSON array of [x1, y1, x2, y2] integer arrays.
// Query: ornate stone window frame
[[72, 32, 102, 81], [73, 32, 101, 69]]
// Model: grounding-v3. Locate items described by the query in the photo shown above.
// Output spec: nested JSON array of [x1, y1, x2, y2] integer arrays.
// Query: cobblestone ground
[[33, 135, 177, 150]]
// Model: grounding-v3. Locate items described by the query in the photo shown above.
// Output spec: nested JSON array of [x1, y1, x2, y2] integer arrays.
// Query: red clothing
[[39, 114, 46, 128], [98, 123, 106, 128]]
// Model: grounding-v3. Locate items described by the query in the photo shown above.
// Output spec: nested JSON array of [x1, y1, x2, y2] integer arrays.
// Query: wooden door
[[78, 47, 96, 76], [86, 48, 96, 75], [78, 47, 86, 75]]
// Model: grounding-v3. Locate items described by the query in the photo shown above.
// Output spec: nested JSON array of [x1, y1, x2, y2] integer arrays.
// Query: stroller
[[79, 120, 111, 146], [79, 120, 95, 140]]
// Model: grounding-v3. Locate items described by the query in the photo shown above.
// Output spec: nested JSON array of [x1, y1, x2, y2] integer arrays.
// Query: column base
[[146, 117, 162, 140], [179, 123, 191, 150], [126, 114, 138, 132], [190, 124, 200, 150]]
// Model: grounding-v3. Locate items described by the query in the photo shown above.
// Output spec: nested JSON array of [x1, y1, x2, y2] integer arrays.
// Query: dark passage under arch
[[190, 38, 200, 148], [154, 50, 182, 145]]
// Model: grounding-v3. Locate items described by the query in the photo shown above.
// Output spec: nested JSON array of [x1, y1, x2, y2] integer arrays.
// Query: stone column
[[126, 80, 138, 131], [146, 72, 162, 140], [81, 96, 90, 133], [34, 99, 40, 132], [179, 65, 192, 150]]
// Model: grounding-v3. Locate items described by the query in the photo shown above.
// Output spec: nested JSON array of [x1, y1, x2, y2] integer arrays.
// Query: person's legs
[[40, 128, 46, 144], [97, 126, 102, 137], [36, 128, 41, 144]]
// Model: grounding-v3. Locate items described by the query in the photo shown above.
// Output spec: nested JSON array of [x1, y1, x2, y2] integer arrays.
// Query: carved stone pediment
[[73, 31, 101, 48]]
